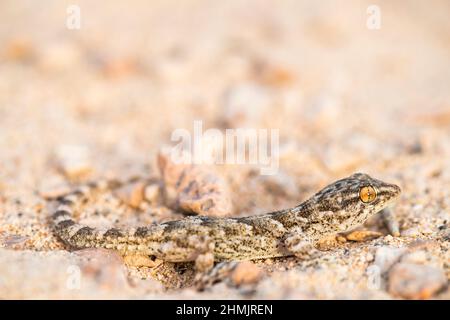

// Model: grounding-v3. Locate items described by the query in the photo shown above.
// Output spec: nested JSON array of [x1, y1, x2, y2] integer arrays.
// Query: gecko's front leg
[[190, 235, 216, 272], [380, 208, 400, 236], [194, 252, 215, 272], [155, 233, 216, 272], [194, 261, 239, 290], [283, 232, 321, 259]]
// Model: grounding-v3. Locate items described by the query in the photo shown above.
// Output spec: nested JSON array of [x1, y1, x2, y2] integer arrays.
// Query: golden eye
[[359, 186, 377, 203]]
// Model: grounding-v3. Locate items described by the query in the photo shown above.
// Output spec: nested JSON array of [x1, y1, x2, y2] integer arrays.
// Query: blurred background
[[0, 0, 449, 299], [1, 0, 449, 185]]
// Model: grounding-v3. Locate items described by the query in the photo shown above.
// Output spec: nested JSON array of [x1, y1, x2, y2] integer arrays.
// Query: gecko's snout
[[380, 182, 401, 203], [393, 184, 402, 196]]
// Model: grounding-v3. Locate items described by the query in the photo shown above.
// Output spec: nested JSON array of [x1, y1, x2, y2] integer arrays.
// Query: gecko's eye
[[359, 186, 377, 203]]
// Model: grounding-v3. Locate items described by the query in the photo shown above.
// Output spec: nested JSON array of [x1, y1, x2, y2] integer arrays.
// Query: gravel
[[0, 0, 449, 299]]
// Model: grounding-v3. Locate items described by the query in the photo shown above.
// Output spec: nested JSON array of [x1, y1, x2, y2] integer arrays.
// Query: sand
[[0, 0, 448, 299]]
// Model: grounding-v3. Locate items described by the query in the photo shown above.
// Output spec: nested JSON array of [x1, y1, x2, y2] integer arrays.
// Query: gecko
[[51, 173, 401, 272]]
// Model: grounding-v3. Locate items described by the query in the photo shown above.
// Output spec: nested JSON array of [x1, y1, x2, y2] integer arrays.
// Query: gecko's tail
[[51, 177, 147, 252]]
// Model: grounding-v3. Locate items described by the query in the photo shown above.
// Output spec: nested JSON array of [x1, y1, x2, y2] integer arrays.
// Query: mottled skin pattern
[[51, 173, 401, 267]]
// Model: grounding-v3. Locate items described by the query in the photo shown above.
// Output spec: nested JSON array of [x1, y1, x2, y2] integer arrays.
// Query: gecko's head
[[313, 173, 401, 230]]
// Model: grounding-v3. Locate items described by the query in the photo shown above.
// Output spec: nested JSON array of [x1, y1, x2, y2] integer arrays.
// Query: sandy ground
[[0, 0, 449, 299]]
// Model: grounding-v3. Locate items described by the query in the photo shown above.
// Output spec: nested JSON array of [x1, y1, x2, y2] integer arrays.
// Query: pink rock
[[388, 263, 447, 299], [158, 150, 233, 217]]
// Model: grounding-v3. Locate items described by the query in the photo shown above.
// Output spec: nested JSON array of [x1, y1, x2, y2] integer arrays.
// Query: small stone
[[158, 149, 233, 217], [0, 234, 29, 248], [39, 185, 71, 199], [114, 182, 145, 208], [231, 262, 264, 286], [33, 202, 45, 213], [221, 83, 273, 128], [4, 37, 35, 62], [401, 227, 420, 238], [384, 235, 394, 242], [144, 183, 162, 205], [304, 93, 342, 129], [101, 56, 139, 79], [258, 63, 296, 87], [420, 227, 434, 235], [55, 144, 93, 179], [74, 248, 131, 292], [373, 246, 406, 273], [407, 240, 440, 251], [123, 254, 162, 268], [401, 251, 428, 264], [366, 253, 374, 262], [38, 176, 71, 199], [388, 263, 447, 299], [345, 230, 383, 242], [38, 42, 82, 71]]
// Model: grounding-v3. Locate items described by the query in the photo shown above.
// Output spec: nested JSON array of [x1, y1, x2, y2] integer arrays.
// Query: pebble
[[38, 42, 82, 71], [401, 251, 428, 264], [114, 182, 145, 209], [231, 262, 264, 286], [39, 185, 70, 199], [55, 144, 93, 179], [100, 56, 139, 79], [373, 246, 406, 273], [38, 176, 71, 199], [158, 150, 233, 217], [304, 93, 342, 129], [420, 226, 434, 235], [4, 37, 35, 62], [388, 263, 447, 299], [221, 83, 273, 128], [144, 183, 162, 205], [407, 240, 440, 251], [401, 227, 420, 238], [0, 234, 30, 248], [256, 62, 296, 87], [123, 254, 163, 268], [345, 230, 383, 242]]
